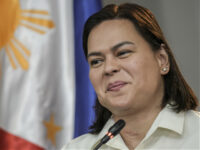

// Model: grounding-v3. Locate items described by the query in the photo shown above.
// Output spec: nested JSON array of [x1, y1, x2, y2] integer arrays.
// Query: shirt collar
[[93, 105, 185, 149], [158, 105, 184, 134], [142, 105, 185, 143]]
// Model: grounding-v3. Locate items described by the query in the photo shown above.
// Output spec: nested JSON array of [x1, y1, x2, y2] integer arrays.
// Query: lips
[[107, 81, 127, 92]]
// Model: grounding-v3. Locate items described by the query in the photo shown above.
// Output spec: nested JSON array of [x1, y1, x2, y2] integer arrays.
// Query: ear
[[156, 44, 170, 75]]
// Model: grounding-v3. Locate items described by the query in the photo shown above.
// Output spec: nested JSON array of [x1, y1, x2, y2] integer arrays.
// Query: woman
[[62, 3, 199, 150]]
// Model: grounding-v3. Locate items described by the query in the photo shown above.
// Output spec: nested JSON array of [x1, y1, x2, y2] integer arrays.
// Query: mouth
[[107, 81, 128, 92]]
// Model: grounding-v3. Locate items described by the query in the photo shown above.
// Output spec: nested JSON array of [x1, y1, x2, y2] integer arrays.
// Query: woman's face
[[87, 19, 168, 116]]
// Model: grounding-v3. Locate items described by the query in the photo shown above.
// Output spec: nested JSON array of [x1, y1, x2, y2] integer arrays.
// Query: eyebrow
[[111, 41, 134, 52], [87, 41, 134, 59]]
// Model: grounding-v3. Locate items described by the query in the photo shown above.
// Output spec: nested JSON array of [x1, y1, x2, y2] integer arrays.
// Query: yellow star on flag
[[43, 114, 62, 145]]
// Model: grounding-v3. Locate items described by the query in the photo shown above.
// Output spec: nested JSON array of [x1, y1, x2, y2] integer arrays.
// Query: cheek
[[126, 56, 160, 81], [89, 70, 106, 105], [122, 58, 140, 76], [139, 59, 162, 88], [89, 70, 100, 91]]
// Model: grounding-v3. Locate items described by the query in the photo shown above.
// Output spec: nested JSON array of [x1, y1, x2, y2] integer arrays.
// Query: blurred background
[[0, 0, 199, 150]]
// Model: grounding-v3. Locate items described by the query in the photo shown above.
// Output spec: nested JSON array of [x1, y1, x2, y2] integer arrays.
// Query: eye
[[89, 59, 103, 68], [116, 50, 132, 58]]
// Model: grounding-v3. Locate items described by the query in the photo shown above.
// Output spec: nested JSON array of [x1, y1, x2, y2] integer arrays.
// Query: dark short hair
[[82, 3, 199, 134]]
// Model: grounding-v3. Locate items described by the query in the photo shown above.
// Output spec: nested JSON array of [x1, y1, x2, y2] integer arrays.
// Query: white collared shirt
[[62, 106, 200, 150]]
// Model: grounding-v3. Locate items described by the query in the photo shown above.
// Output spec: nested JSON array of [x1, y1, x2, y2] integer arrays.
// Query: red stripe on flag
[[0, 128, 44, 150]]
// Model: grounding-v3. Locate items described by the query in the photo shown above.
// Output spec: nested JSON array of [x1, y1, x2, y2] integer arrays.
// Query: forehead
[[87, 19, 144, 53]]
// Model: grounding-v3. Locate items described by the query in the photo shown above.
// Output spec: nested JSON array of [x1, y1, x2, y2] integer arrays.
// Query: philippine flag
[[0, 0, 101, 150]]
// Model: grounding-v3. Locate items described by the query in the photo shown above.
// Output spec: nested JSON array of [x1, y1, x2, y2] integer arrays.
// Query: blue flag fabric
[[73, 0, 102, 138]]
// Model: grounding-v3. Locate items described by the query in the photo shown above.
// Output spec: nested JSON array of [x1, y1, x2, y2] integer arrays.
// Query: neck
[[113, 105, 162, 150]]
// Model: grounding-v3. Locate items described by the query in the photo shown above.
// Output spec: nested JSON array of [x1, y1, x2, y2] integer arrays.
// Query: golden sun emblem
[[0, 0, 55, 70]]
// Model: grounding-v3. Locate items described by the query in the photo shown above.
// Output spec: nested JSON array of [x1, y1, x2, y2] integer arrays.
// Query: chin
[[108, 102, 132, 114], [100, 96, 132, 111]]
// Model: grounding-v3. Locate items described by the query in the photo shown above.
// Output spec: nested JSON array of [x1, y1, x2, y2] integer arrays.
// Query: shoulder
[[185, 110, 200, 123], [61, 133, 98, 150], [183, 110, 200, 144], [184, 110, 200, 133]]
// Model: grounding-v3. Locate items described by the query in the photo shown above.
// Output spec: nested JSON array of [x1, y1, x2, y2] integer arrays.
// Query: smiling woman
[[87, 19, 167, 118], [61, 3, 199, 150]]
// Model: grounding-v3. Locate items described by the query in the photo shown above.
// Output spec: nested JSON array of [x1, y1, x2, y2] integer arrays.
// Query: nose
[[104, 57, 120, 76]]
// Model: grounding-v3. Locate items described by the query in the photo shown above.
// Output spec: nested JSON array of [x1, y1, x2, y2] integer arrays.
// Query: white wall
[[102, 0, 200, 99]]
